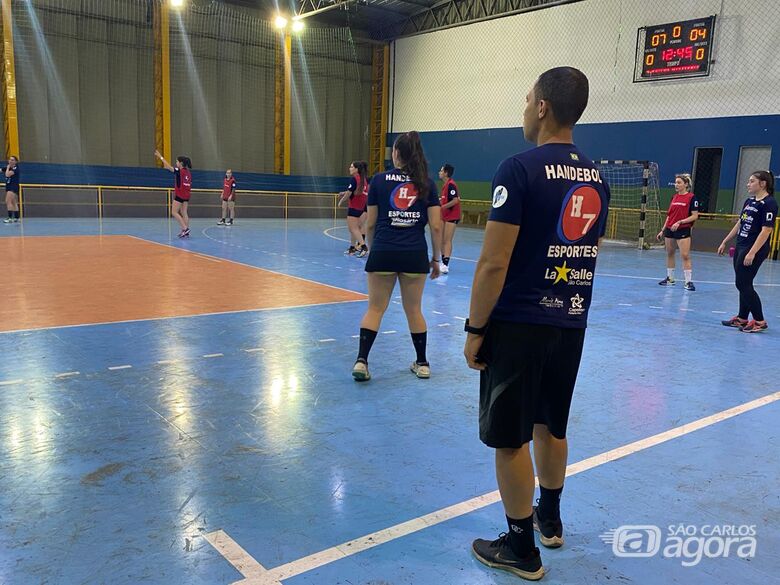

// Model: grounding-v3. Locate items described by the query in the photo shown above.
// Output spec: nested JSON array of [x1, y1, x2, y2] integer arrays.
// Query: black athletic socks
[[411, 331, 427, 364], [358, 328, 378, 361]]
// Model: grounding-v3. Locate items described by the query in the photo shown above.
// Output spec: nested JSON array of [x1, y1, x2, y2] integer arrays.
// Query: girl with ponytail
[[156, 150, 193, 238], [338, 160, 370, 256], [351, 132, 443, 382]]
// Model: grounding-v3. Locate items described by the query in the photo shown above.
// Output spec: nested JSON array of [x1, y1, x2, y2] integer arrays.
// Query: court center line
[[108, 365, 132, 371], [54, 371, 80, 378], [207, 389, 780, 585], [0, 379, 24, 386]]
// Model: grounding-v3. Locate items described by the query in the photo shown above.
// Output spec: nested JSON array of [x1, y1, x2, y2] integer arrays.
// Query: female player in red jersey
[[438, 163, 461, 273], [156, 150, 192, 238], [656, 173, 699, 290], [338, 160, 369, 256], [218, 169, 236, 226]]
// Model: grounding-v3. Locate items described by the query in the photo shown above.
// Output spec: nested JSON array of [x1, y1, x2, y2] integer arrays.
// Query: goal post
[[596, 160, 663, 249]]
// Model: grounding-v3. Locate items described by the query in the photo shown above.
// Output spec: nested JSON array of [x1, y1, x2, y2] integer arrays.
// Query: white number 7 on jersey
[[399, 187, 417, 207], [570, 195, 597, 235]]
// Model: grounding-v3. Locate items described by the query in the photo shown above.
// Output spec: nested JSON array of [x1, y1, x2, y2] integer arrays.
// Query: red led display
[[635, 16, 716, 82]]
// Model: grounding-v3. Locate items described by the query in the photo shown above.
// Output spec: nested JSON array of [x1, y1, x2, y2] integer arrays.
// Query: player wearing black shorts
[[656, 173, 699, 290], [464, 67, 610, 580], [3, 156, 20, 224], [438, 163, 461, 273], [351, 132, 442, 382], [718, 170, 777, 333]]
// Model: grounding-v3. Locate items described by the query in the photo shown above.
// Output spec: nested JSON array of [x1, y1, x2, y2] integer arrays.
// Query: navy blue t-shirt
[[4, 165, 19, 192], [737, 195, 777, 250], [367, 169, 439, 252], [488, 143, 611, 328]]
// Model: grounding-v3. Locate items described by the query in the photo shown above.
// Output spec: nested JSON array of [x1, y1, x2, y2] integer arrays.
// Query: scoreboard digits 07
[[634, 16, 716, 82]]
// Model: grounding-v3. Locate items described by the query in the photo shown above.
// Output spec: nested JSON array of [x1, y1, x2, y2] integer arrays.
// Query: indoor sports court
[[1, 1, 779, 585]]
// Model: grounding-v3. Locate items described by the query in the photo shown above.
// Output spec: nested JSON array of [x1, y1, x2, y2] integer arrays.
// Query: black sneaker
[[533, 505, 564, 548], [683, 281, 696, 291], [471, 533, 544, 581], [226, 219, 233, 226], [217, 218, 226, 225], [658, 276, 675, 286]]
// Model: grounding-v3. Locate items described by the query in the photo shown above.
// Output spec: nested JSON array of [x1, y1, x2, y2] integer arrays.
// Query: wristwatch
[[464, 319, 488, 335]]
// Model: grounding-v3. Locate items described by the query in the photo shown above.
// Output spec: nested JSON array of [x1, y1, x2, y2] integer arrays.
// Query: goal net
[[596, 160, 663, 249]]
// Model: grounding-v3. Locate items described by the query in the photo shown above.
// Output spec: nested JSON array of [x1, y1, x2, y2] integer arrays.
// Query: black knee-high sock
[[7, 210, 11, 218], [13, 210, 19, 219], [442, 256, 450, 266], [357, 328, 378, 361], [411, 331, 427, 364], [538, 485, 563, 520], [506, 514, 535, 556]]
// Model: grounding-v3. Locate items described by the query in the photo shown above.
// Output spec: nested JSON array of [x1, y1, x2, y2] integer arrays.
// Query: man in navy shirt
[[465, 67, 610, 580]]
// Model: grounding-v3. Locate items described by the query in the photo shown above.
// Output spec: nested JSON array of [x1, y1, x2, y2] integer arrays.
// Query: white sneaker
[[3, 218, 12, 224], [410, 362, 430, 379], [352, 360, 371, 381], [440, 264, 449, 274]]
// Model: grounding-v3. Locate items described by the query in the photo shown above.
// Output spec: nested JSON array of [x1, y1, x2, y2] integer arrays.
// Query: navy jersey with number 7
[[367, 169, 439, 252], [488, 143, 611, 328]]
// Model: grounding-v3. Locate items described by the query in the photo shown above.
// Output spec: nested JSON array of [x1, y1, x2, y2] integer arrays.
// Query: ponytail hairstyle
[[177, 156, 192, 169], [675, 173, 692, 192], [351, 160, 368, 192], [751, 170, 775, 195], [393, 131, 429, 198]]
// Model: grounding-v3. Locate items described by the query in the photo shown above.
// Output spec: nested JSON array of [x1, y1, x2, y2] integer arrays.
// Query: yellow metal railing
[[17, 184, 344, 221]]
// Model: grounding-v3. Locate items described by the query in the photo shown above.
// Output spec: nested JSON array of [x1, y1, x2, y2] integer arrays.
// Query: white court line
[[132, 234, 366, 297], [54, 371, 80, 378], [193, 253, 222, 263], [432, 310, 444, 315], [351, 334, 360, 338], [712, 311, 728, 314], [203, 530, 274, 583], [618, 303, 633, 306], [244, 348, 265, 353], [381, 330, 397, 334], [0, 298, 366, 336], [649, 305, 663, 309], [437, 323, 450, 327], [108, 365, 132, 371], [157, 359, 179, 365], [453, 316, 467, 321], [203, 353, 224, 358], [0, 379, 23, 386], [207, 389, 780, 585], [318, 338, 336, 343]]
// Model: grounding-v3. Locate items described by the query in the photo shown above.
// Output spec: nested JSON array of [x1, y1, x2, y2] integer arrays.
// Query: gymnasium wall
[[11, 0, 371, 177], [390, 0, 780, 212]]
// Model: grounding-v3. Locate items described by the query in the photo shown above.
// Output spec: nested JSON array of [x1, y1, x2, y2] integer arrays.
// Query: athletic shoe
[[217, 218, 226, 225], [14, 218, 19, 222], [683, 281, 696, 291], [345, 246, 356, 255], [226, 219, 233, 226], [533, 505, 564, 549], [741, 320, 768, 333], [352, 359, 371, 381], [3, 218, 12, 224], [356, 247, 368, 258], [410, 361, 431, 379], [471, 534, 544, 581], [658, 276, 675, 286], [721, 316, 748, 328], [440, 263, 449, 274]]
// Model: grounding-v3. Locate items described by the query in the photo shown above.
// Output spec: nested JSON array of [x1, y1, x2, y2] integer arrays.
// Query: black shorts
[[174, 196, 189, 204], [6, 188, 18, 195], [663, 227, 691, 240], [478, 320, 586, 448], [365, 249, 430, 274], [347, 208, 363, 218], [445, 218, 460, 225]]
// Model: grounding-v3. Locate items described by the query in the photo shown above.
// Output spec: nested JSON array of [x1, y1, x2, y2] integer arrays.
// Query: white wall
[[390, 0, 780, 132]]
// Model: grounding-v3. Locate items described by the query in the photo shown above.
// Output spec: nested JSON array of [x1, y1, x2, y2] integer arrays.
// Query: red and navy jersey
[[174, 168, 192, 201], [488, 143, 611, 329], [440, 178, 461, 221], [665, 192, 698, 227], [737, 195, 778, 249], [367, 168, 439, 252], [346, 175, 368, 211], [222, 176, 236, 200]]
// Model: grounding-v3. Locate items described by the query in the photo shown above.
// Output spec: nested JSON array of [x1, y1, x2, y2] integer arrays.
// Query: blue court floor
[[1, 217, 779, 585]]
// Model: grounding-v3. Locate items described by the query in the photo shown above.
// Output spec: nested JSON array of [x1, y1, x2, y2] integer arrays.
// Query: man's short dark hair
[[535, 67, 589, 128], [442, 163, 455, 177]]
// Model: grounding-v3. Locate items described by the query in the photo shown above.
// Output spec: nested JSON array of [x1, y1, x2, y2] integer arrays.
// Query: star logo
[[554, 261, 572, 284]]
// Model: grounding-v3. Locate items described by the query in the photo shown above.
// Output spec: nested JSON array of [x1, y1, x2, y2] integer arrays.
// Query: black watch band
[[464, 318, 488, 335]]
